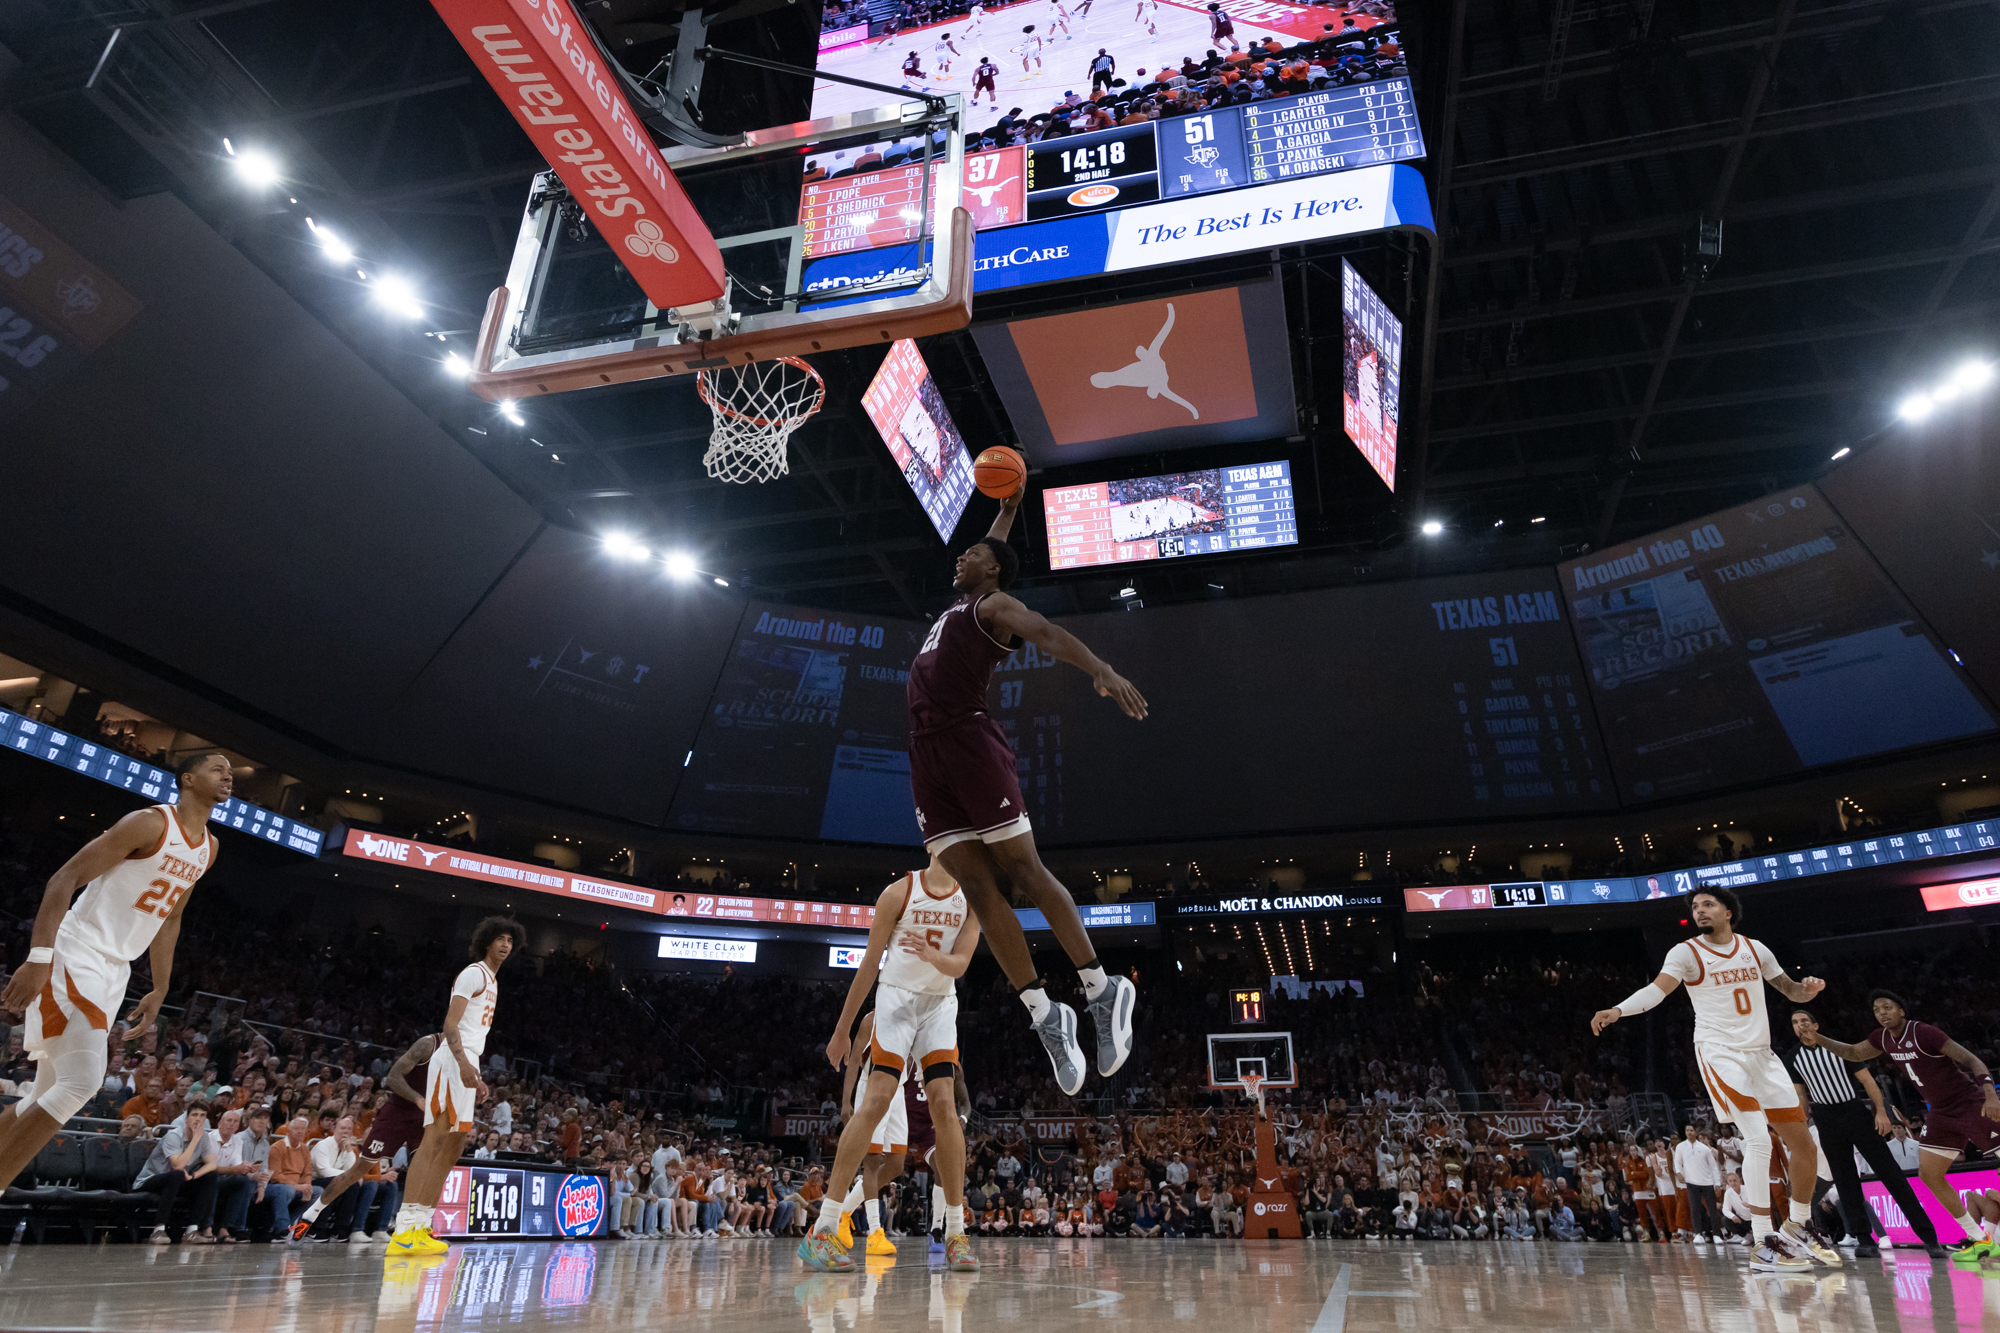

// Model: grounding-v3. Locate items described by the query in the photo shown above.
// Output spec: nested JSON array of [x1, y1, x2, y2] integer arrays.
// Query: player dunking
[[1015, 25, 1046, 74], [1801, 990, 2000, 1264], [387, 915, 523, 1256], [0, 753, 227, 1192], [802, 859, 979, 1272], [972, 57, 1000, 105], [907, 491, 1142, 1096], [1206, 2, 1241, 51], [1591, 887, 1839, 1272], [290, 1032, 440, 1241]]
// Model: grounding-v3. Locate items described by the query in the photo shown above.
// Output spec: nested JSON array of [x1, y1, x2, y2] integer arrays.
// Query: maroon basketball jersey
[[1870, 1020, 1983, 1114], [908, 593, 1015, 735]]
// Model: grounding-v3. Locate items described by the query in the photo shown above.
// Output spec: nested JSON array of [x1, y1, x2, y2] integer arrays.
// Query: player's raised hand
[[0, 959, 48, 1016], [826, 1027, 851, 1071], [1094, 666, 1148, 720], [1797, 1026, 1823, 1047], [1798, 976, 1826, 1001], [1589, 1007, 1621, 1036]]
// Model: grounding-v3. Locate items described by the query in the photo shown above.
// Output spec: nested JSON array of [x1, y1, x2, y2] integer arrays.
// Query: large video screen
[[803, 2, 1417, 295], [861, 339, 979, 542], [665, 601, 928, 845], [1043, 461, 1296, 569], [1340, 259, 1400, 490], [1000, 568, 1616, 843], [1556, 485, 1997, 803]]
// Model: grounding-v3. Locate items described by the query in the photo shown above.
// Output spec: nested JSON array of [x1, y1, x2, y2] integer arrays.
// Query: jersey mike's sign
[[429, 0, 724, 310]]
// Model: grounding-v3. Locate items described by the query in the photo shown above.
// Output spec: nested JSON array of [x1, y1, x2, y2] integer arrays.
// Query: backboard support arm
[[693, 46, 953, 120]]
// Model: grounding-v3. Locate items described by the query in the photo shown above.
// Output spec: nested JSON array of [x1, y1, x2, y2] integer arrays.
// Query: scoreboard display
[[1043, 461, 1297, 570], [434, 1165, 610, 1238], [1229, 989, 1267, 1026]]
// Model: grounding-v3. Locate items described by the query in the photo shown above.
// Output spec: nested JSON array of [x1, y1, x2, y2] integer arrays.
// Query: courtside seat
[[3, 1133, 159, 1243]]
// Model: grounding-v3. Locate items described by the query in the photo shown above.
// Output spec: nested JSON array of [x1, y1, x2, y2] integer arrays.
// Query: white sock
[[865, 1199, 882, 1232], [944, 1203, 965, 1239], [841, 1178, 867, 1212], [1751, 1215, 1773, 1242], [932, 1186, 946, 1231], [1789, 1200, 1813, 1226], [394, 1203, 422, 1232], [1954, 1210, 1984, 1242], [1020, 986, 1052, 1022], [1078, 965, 1108, 1000], [301, 1199, 326, 1223], [814, 1200, 842, 1234]]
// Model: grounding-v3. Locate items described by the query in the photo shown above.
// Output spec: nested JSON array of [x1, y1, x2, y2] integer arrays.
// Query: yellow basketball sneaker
[[836, 1209, 855, 1251], [866, 1228, 897, 1257], [388, 1227, 449, 1257]]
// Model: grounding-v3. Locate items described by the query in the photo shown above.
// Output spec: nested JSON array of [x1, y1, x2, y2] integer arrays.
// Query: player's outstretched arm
[[1938, 1036, 2000, 1120], [0, 808, 166, 1014], [1590, 972, 1681, 1035], [985, 488, 1024, 541], [1798, 1030, 1882, 1062], [982, 594, 1149, 719], [827, 878, 907, 1069]]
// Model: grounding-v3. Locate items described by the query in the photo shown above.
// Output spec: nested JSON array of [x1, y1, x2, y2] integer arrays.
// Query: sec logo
[[555, 1175, 607, 1237], [1068, 184, 1119, 207]]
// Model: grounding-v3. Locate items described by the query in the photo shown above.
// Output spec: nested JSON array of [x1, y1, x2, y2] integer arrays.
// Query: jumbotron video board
[[802, 0, 1424, 297], [1043, 460, 1297, 569]]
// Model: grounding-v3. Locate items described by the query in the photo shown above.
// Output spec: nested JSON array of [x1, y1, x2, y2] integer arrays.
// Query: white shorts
[[22, 943, 126, 1068], [425, 1049, 480, 1133], [855, 1064, 909, 1154], [1694, 1043, 1804, 1125]]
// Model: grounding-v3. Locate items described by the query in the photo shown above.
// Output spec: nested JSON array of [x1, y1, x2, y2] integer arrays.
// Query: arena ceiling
[[2, 0, 1995, 619]]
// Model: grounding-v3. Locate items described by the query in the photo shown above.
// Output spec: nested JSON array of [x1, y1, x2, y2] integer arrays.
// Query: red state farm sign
[[431, 0, 724, 310]]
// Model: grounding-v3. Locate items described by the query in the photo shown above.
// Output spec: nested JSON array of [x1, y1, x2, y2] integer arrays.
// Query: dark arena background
[[0, 0, 1998, 1329]]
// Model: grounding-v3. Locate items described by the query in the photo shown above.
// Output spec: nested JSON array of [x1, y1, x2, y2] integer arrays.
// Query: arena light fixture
[[713, 577, 730, 587], [1950, 358, 1994, 392], [602, 531, 648, 561], [663, 551, 699, 582], [372, 273, 424, 320], [1420, 519, 1444, 537], [1898, 393, 1936, 422], [443, 352, 470, 378], [1830, 446, 1851, 461], [232, 147, 282, 189], [499, 400, 525, 426]]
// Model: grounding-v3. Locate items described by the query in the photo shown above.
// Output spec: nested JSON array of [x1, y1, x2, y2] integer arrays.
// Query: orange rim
[[697, 356, 826, 429]]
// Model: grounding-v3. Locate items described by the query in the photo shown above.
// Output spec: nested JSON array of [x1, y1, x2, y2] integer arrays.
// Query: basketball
[[972, 446, 1027, 498]]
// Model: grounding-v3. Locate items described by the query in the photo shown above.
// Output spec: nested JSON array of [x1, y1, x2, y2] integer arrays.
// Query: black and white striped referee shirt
[[1782, 1043, 1865, 1107]]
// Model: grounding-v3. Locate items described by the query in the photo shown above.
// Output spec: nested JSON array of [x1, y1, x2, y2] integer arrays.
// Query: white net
[[696, 356, 827, 484]]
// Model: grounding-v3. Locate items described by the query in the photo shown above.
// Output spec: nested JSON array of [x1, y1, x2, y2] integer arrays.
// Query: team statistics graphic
[[1340, 258, 1401, 490], [1044, 460, 1296, 568], [860, 339, 979, 542]]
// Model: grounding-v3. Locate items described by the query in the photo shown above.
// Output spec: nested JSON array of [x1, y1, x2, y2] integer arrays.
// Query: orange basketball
[[973, 446, 1026, 499]]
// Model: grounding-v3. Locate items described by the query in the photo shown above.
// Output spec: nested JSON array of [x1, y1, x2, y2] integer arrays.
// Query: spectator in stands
[[1390, 1198, 1417, 1239], [123, 1077, 167, 1127], [265, 1116, 315, 1235], [474, 1130, 502, 1160], [135, 1101, 220, 1245], [305, 1115, 366, 1241], [209, 1108, 262, 1242], [1720, 1171, 1754, 1243], [119, 1114, 148, 1138]]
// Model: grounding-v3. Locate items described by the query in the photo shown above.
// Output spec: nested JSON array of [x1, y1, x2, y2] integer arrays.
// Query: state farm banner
[[430, 0, 724, 310]]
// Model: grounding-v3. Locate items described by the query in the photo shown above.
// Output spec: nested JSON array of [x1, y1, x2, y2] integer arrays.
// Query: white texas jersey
[[878, 869, 969, 997], [58, 805, 212, 962], [450, 961, 499, 1058], [1662, 934, 1787, 1050]]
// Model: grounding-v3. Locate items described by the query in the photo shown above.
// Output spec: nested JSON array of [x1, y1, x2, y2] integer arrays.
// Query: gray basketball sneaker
[[1032, 1001, 1086, 1095], [1086, 975, 1137, 1076]]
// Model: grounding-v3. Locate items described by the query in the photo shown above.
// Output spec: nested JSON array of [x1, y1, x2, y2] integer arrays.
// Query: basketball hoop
[[695, 356, 826, 484], [1239, 1072, 1266, 1117]]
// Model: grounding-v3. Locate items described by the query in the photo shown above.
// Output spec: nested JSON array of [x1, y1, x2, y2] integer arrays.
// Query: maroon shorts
[[909, 715, 1030, 854], [361, 1095, 425, 1161], [1917, 1104, 2000, 1156], [906, 1082, 937, 1160]]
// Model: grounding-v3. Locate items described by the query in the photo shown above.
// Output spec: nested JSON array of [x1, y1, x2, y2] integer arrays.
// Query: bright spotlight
[[1949, 359, 1994, 393], [1421, 519, 1444, 537], [443, 352, 470, 378], [1830, 446, 1851, 461], [664, 551, 699, 581], [1898, 393, 1935, 422], [232, 148, 281, 189], [1531, 516, 1547, 524], [713, 577, 730, 588], [603, 532, 649, 561], [372, 273, 424, 320], [318, 228, 355, 264], [498, 400, 525, 426]]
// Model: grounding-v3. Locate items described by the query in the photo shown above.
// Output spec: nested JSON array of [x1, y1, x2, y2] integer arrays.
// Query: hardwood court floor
[[0, 1235, 1992, 1332]]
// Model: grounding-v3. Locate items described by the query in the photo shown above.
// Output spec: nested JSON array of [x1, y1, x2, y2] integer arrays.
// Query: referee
[[1783, 1009, 1943, 1258]]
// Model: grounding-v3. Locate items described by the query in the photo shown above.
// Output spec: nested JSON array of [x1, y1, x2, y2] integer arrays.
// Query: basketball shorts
[[909, 715, 1030, 855], [362, 1093, 427, 1161], [855, 1062, 909, 1155], [906, 1080, 937, 1161], [1916, 1104, 2000, 1157], [1694, 1043, 1804, 1125], [425, 1050, 480, 1133], [22, 943, 125, 1070]]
